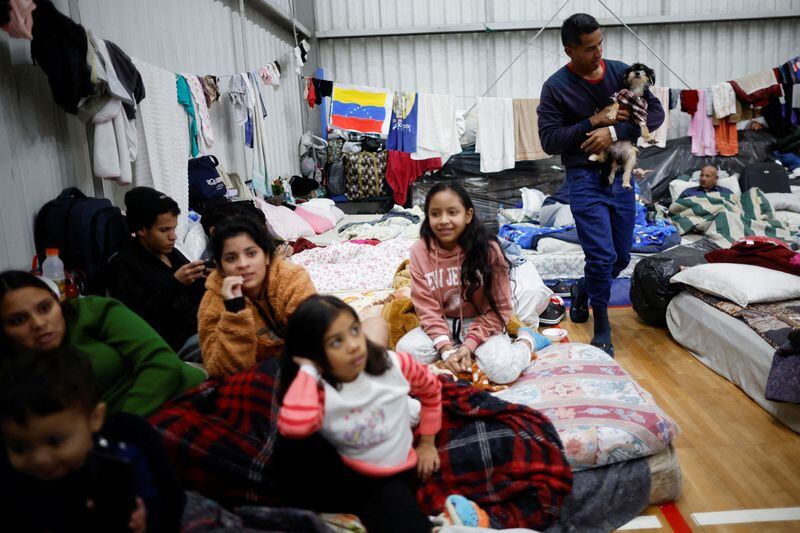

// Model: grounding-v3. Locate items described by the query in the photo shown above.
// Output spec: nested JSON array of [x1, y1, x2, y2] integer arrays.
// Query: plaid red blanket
[[150, 359, 572, 529]]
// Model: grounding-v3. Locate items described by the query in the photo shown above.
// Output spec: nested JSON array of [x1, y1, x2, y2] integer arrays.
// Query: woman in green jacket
[[0, 271, 204, 417]]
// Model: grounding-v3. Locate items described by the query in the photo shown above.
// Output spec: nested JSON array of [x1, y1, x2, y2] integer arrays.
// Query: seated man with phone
[[106, 187, 207, 362]]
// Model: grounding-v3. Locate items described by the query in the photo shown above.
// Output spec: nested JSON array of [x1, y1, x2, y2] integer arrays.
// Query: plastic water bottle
[[42, 248, 65, 300]]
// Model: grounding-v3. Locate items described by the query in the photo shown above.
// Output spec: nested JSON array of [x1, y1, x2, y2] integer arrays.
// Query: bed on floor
[[666, 291, 800, 433]]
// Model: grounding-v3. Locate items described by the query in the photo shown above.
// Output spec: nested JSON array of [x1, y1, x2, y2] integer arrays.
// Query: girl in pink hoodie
[[396, 182, 536, 384]]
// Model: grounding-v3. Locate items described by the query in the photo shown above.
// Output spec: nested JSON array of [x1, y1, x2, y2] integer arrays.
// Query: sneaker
[[539, 296, 566, 325], [550, 280, 574, 298]]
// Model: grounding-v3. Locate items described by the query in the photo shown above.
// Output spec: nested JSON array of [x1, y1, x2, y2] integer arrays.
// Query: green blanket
[[669, 188, 795, 247]]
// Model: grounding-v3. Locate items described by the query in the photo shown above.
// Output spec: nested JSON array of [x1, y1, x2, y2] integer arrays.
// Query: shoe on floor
[[539, 296, 566, 326], [569, 282, 589, 323], [591, 342, 615, 358], [550, 280, 574, 298]]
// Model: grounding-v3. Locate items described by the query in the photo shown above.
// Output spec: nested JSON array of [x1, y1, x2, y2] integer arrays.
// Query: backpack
[[188, 155, 227, 214], [33, 187, 129, 295], [325, 160, 345, 196], [740, 162, 791, 194]]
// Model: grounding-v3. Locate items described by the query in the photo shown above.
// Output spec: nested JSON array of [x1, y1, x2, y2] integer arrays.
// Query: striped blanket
[[669, 188, 795, 247]]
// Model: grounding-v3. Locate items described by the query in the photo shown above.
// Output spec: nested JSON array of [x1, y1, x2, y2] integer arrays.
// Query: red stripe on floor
[[660, 502, 692, 533]]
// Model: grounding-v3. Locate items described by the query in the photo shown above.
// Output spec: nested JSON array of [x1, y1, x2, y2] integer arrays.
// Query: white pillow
[[765, 192, 800, 213], [520, 187, 546, 216], [670, 263, 800, 307], [669, 174, 741, 202]]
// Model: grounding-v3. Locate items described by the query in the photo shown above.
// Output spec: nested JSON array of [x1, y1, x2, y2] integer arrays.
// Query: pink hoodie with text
[[409, 238, 512, 353]]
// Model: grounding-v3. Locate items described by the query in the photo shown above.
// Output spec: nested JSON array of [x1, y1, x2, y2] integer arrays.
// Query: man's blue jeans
[[567, 168, 635, 309]]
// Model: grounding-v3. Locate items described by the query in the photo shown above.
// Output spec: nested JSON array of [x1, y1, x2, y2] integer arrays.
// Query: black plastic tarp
[[636, 130, 777, 204]]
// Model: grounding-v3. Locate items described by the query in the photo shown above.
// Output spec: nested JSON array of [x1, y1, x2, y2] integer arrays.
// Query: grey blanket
[[545, 457, 651, 533]]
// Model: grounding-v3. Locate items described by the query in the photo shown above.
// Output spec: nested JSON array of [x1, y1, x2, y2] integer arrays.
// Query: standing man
[[537, 14, 664, 356]]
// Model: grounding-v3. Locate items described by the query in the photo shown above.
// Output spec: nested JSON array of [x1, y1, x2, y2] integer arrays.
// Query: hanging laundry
[[680, 89, 698, 116], [228, 73, 249, 125], [476, 97, 515, 173], [312, 78, 333, 104], [729, 70, 782, 107], [182, 73, 215, 153], [330, 83, 393, 136], [387, 91, 418, 154], [688, 90, 716, 156], [305, 77, 316, 108], [512, 98, 549, 160], [104, 40, 145, 119], [258, 62, 281, 89], [789, 56, 800, 83], [385, 150, 441, 206], [1, 0, 34, 39], [714, 120, 738, 156], [85, 33, 135, 108], [668, 88, 679, 110], [636, 87, 669, 149], [176, 74, 200, 157], [703, 88, 713, 116], [411, 93, 462, 161], [711, 82, 737, 119], [92, 99, 136, 184], [292, 39, 310, 75], [199, 75, 220, 107], [246, 71, 271, 197], [30, 0, 94, 114], [132, 59, 191, 240]]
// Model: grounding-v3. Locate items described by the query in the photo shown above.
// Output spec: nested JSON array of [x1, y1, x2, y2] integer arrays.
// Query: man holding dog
[[538, 13, 664, 357]]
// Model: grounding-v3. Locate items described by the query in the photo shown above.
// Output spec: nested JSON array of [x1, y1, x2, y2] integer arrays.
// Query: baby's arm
[[277, 364, 325, 438]]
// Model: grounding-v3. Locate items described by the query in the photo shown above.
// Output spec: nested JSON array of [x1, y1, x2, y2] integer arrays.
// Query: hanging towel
[[330, 83, 393, 136], [513, 98, 549, 161], [132, 59, 190, 240], [714, 120, 738, 156], [183, 73, 215, 153], [1, 0, 35, 39], [104, 40, 145, 120], [668, 88, 679, 110], [387, 91, 419, 153], [731, 69, 780, 96], [711, 82, 737, 119], [228, 74, 249, 125], [680, 90, 698, 116], [476, 97, 515, 173], [637, 87, 669, 149], [411, 93, 462, 161], [92, 98, 135, 184], [688, 90, 716, 156], [246, 71, 271, 196], [176, 74, 199, 157]]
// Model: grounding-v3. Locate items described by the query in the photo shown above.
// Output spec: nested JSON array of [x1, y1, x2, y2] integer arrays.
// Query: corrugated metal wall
[[0, 0, 304, 270], [317, 0, 800, 141]]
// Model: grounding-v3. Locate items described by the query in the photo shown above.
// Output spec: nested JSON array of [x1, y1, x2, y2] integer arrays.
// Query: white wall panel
[[0, 0, 304, 270]]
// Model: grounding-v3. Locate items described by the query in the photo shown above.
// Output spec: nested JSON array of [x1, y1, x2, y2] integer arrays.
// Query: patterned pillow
[[495, 343, 678, 471]]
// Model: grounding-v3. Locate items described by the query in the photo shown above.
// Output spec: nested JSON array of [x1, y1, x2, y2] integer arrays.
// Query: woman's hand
[[128, 497, 147, 533], [443, 345, 472, 374], [416, 436, 440, 482], [221, 276, 244, 300]]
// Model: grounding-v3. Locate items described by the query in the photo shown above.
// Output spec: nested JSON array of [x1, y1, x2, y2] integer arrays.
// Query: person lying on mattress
[[678, 166, 732, 199], [396, 182, 539, 385], [198, 216, 388, 378], [0, 270, 204, 417]]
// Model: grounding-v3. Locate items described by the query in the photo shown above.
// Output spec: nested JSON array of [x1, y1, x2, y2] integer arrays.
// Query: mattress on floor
[[647, 444, 682, 504], [305, 214, 378, 246], [522, 249, 641, 281], [666, 291, 800, 433]]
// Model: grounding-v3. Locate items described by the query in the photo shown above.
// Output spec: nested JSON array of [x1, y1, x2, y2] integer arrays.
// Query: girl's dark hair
[[210, 216, 284, 266], [419, 181, 507, 325], [278, 295, 390, 399], [0, 270, 62, 354], [0, 347, 98, 425]]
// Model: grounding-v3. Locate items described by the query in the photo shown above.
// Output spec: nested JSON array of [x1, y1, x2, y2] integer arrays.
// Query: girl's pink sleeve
[[396, 351, 442, 435], [277, 365, 325, 438]]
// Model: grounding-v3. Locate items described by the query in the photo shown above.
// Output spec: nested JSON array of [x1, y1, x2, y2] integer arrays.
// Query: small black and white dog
[[589, 63, 656, 189]]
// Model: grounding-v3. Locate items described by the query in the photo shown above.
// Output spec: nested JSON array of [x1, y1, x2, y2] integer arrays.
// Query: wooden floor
[[564, 307, 800, 533]]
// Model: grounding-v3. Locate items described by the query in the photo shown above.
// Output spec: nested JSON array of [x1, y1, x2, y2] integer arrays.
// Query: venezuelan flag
[[330, 84, 392, 135]]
